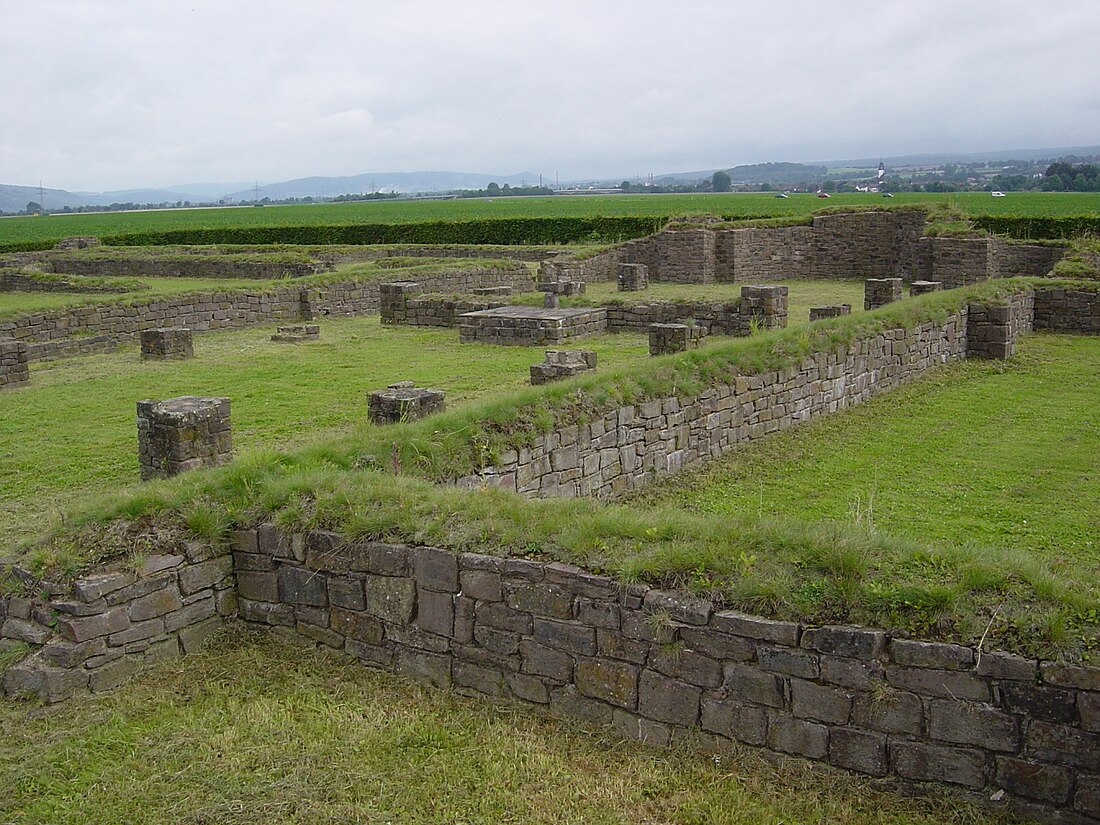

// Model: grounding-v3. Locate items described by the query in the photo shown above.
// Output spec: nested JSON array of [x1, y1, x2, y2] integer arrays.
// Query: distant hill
[[224, 170, 544, 201], [725, 162, 827, 184]]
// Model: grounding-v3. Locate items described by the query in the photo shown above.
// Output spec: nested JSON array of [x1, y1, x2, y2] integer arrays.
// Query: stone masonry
[[649, 323, 707, 356], [809, 305, 852, 321], [237, 533, 1100, 824], [459, 306, 607, 346], [617, 263, 649, 291], [530, 350, 597, 385], [739, 285, 789, 331], [140, 327, 194, 360], [865, 278, 903, 310], [536, 279, 586, 296], [910, 281, 943, 297], [367, 382, 446, 424], [137, 396, 232, 480], [967, 292, 1035, 359], [271, 324, 320, 342], [0, 337, 29, 389]]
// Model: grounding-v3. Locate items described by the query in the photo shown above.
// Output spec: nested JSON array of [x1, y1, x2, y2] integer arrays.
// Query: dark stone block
[[759, 646, 819, 679], [330, 608, 384, 645], [999, 682, 1077, 724], [410, 546, 459, 593], [533, 618, 596, 656], [928, 699, 1019, 752], [277, 565, 328, 607], [995, 757, 1072, 804], [649, 646, 722, 688], [851, 690, 924, 736], [700, 698, 767, 746], [575, 658, 639, 709], [364, 575, 416, 624], [801, 625, 886, 660], [829, 728, 887, 776], [416, 588, 454, 637], [505, 582, 573, 619], [767, 715, 828, 760], [790, 678, 852, 724], [327, 576, 366, 611], [520, 639, 573, 681], [638, 669, 701, 727], [720, 662, 785, 708], [890, 741, 988, 788]]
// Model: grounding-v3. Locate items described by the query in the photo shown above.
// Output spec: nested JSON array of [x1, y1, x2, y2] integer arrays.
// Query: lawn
[[630, 333, 1100, 567], [1, 191, 1097, 246], [0, 629, 1012, 825], [0, 280, 868, 545]]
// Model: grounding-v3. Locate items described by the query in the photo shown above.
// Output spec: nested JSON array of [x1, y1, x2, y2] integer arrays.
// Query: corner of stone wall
[[0, 539, 236, 702]]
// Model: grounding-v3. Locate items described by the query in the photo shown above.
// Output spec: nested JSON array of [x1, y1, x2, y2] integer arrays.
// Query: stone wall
[[50, 256, 321, 280], [0, 264, 532, 362], [605, 212, 1065, 286], [1, 545, 235, 702], [458, 306, 608, 346], [223, 533, 1098, 823], [1034, 288, 1100, 334], [0, 270, 139, 294], [0, 337, 29, 389], [458, 312, 970, 499], [967, 292, 1036, 359]]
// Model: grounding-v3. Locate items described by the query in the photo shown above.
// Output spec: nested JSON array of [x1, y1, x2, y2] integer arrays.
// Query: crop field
[[0, 630, 1006, 825], [2, 191, 1099, 246]]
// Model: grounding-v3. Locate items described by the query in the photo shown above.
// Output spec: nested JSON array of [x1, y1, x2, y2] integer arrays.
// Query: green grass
[[0, 317, 648, 546], [513, 279, 867, 323], [0, 258, 527, 320], [2, 192, 1098, 246], [0, 629, 1015, 825], [632, 333, 1100, 561]]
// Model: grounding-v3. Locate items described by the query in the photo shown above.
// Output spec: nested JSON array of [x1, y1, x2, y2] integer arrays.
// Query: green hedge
[[101, 217, 668, 248], [973, 215, 1100, 239], [0, 240, 57, 254]]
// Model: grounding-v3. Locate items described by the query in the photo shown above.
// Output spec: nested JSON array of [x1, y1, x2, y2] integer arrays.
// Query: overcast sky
[[1, 0, 1098, 191]]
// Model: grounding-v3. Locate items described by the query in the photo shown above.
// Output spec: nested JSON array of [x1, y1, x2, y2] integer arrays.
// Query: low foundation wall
[[0, 264, 532, 361], [50, 256, 320, 280], [459, 311, 969, 498], [0, 271, 139, 294]]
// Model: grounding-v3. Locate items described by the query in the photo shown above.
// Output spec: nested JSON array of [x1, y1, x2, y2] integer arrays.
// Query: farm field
[[0, 630, 1006, 825], [2, 191, 1098, 246]]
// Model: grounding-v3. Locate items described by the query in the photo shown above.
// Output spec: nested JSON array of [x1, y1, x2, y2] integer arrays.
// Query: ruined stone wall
[[1034, 287, 1100, 334], [603, 301, 745, 335], [0, 271, 138, 293], [929, 238, 993, 289], [0, 338, 29, 389], [49, 256, 320, 280], [967, 292, 1036, 359], [0, 265, 532, 361], [991, 241, 1067, 279], [1, 545, 235, 702], [224, 532, 1099, 823], [459, 313, 970, 499]]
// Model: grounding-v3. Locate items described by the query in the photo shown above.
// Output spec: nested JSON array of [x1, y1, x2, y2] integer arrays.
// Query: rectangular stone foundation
[[137, 396, 231, 480], [271, 324, 320, 342], [459, 306, 607, 346], [809, 304, 852, 321], [0, 338, 29, 389], [140, 327, 193, 360], [367, 383, 446, 423], [649, 323, 706, 355], [864, 278, 903, 310], [530, 350, 597, 384], [910, 280, 943, 296]]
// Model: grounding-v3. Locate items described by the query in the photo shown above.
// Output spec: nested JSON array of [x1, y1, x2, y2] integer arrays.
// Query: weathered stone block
[[852, 690, 924, 735], [177, 556, 233, 595], [864, 278, 903, 310], [638, 669, 701, 726], [700, 699, 767, 746], [0, 337, 30, 390], [801, 625, 886, 659], [417, 588, 454, 637], [532, 618, 596, 656], [890, 741, 987, 788], [270, 324, 320, 342], [759, 646, 819, 679], [56, 608, 129, 643], [137, 396, 232, 480], [927, 699, 1019, 752], [505, 582, 573, 619], [829, 728, 888, 776], [809, 304, 851, 321], [617, 263, 649, 291], [140, 327, 193, 360], [910, 280, 942, 296], [790, 678, 852, 724], [575, 658, 639, 709], [720, 662, 786, 708], [410, 546, 459, 593], [648, 323, 706, 356], [767, 715, 828, 759], [649, 646, 722, 688], [364, 575, 417, 624], [710, 610, 799, 645], [529, 349, 597, 385], [330, 607, 384, 644], [367, 384, 445, 424], [995, 757, 1072, 804]]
